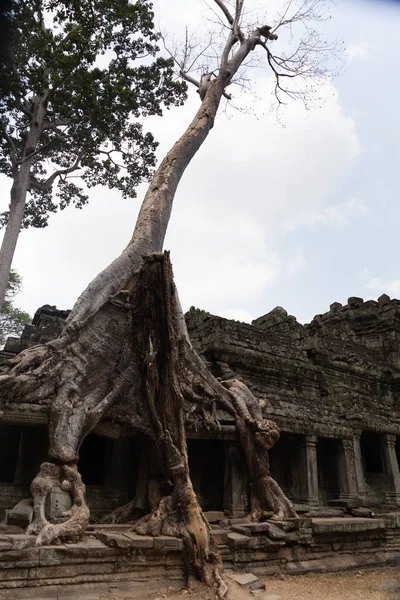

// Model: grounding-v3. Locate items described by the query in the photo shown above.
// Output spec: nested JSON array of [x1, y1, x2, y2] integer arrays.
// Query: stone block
[[0, 542, 12, 552], [330, 302, 342, 312], [96, 531, 132, 549], [211, 529, 229, 545], [45, 486, 72, 521], [153, 536, 181, 550], [230, 572, 259, 585], [231, 525, 251, 537], [245, 523, 271, 535], [227, 532, 250, 549], [305, 508, 344, 518], [203, 511, 225, 523], [8, 534, 35, 551], [350, 507, 375, 518], [378, 293, 391, 307], [6, 498, 33, 528], [380, 581, 400, 592], [265, 523, 287, 541], [348, 296, 363, 308], [123, 533, 154, 549], [250, 580, 266, 590]]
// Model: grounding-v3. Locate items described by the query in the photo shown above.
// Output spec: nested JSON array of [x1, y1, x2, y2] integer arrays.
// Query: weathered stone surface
[[8, 535, 35, 551], [264, 523, 287, 541], [305, 509, 345, 518], [6, 499, 33, 528], [350, 507, 375, 518], [250, 580, 266, 590], [311, 518, 386, 534], [203, 511, 224, 523], [96, 532, 132, 549], [210, 529, 229, 545], [231, 525, 251, 537], [380, 581, 400, 592], [0, 542, 13, 552], [230, 572, 259, 585], [153, 536, 183, 550], [123, 533, 154, 549], [45, 486, 72, 521], [227, 532, 250, 549]]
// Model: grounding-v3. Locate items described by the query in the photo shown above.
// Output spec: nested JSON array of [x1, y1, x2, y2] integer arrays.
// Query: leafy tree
[[0, 270, 30, 346], [0, 0, 186, 307], [0, 1, 337, 595]]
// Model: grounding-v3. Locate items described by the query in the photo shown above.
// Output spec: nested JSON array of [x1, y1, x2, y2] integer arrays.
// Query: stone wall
[[1, 297, 400, 516]]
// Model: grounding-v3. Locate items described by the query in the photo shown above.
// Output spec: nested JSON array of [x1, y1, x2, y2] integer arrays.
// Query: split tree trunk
[[0, 70, 296, 596]]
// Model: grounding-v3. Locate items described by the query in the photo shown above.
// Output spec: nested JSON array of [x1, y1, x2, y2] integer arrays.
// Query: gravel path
[[2, 568, 399, 600]]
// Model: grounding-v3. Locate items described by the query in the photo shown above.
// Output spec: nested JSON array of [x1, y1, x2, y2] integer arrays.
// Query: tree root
[[27, 461, 90, 546]]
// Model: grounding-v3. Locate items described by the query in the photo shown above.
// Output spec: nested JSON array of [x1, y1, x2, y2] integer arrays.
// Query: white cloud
[[300, 197, 369, 229], [346, 43, 370, 61], [365, 277, 400, 297]]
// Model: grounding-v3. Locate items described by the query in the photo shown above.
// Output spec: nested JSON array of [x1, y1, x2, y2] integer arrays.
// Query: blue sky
[[0, 0, 399, 324]]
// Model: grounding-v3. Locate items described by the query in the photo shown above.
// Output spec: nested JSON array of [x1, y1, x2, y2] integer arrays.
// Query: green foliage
[[0, 0, 187, 228], [0, 270, 31, 346]]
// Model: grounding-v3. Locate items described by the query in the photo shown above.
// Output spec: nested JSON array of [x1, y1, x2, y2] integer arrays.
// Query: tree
[[0, 269, 30, 346], [0, 0, 186, 308], [0, 0, 336, 596]]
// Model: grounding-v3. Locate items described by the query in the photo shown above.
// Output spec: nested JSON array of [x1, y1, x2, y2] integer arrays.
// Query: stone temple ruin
[[1, 295, 400, 591]]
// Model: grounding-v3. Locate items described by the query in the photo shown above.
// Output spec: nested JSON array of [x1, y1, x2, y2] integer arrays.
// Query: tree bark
[[0, 97, 47, 308], [0, 50, 296, 596]]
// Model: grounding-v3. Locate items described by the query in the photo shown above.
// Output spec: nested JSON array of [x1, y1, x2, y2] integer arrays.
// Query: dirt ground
[[4, 568, 400, 600]]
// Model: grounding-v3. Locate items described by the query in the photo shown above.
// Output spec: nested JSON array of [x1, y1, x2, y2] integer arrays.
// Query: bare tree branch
[[29, 152, 84, 191]]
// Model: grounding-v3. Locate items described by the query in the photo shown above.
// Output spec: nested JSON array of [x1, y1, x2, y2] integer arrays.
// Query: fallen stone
[[6, 498, 33, 528], [265, 523, 287, 540], [231, 524, 251, 537], [250, 581, 266, 591], [96, 531, 132, 548], [244, 522, 270, 535], [350, 507, 375, 518], [230, 572, 259, 585], [203, 511, 224, 523], [380, 581, 400, 592], [227, 532, 250, 549]]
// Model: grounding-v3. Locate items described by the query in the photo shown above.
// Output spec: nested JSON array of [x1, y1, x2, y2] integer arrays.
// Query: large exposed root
[[0, 252, 291, 595], [27, 462, 90, 546], [222, 379, 297, 520]]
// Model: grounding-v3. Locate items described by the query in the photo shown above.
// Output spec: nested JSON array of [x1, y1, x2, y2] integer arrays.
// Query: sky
[[1, 0, 400, 325]]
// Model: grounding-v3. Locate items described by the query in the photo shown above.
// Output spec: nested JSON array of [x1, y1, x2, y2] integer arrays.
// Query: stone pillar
[[299, 435, 319, 507], [352, 429, 367, 498], [338, 438, 358, 504], [381, 434, 400, 505], [223, 443, 249, 517]]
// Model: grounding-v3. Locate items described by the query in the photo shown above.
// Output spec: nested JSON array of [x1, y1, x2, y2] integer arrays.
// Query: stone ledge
[[311, 518, 386, 534]]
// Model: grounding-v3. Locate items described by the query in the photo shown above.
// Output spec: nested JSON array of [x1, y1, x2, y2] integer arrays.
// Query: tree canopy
[[0, 0, 187, 307], [0, 270, 30, 346], [0, 0, 186, 227]]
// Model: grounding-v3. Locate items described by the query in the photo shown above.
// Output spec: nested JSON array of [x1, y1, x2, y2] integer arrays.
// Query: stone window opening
[[360, 432, 384, 478], [187, 439, 225, 512], [317, 437, 341, 503], [0, 425, 21, 483]]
